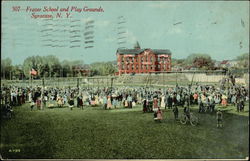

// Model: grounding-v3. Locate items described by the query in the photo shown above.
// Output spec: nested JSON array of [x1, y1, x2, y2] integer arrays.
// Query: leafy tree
[[12, 65, 24, 80], [236, 53, 249, 69], [1, 58, 13, 79], [184, 53, 214, 69], [171, 58, 185, 67], [90, 62, 116, 76], [51, 64, 62, 77], [193, 57, 214, 69], [43, 55, 60, 77], [23, 56, 39, 77], [61, 60, 71, 77], [22, 55, 63, 78]]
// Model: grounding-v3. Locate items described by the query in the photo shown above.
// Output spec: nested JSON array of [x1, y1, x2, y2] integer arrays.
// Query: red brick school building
[[116, 46, 171, 75]]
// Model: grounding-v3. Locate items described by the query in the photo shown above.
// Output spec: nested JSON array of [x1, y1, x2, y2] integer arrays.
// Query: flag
[[30, 68, 37, 76]]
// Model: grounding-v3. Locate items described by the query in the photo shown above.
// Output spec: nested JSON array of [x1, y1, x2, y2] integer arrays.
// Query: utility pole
[[149, 73, 152, 87], [3, 67, 5, 80], [162, 72, 164, 86], [188, 72, 195, 107], [87, 78, 89, 89], [41, 77, 45, 110], [98, 79, 99, 90], [226, 69, 230, 97], [175, 71, 177, 86], [42, 77, 45, 88], [31, 75, 33, 87], [111, 77, 114, 90]]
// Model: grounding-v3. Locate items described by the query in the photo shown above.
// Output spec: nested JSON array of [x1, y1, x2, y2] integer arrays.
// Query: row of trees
[[236, 53, 249, 69], [90, 61, 117, 76], [172, 54, 215, 70], [1, 55, 117, 80], [1, 53, 248, 80], [171, 53, 249, 70]]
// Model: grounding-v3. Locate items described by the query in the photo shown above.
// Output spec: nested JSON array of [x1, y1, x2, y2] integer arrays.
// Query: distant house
[[214, 61, 221, 68], [72, 65, 90, 76], [172, 66, 183, 71], [183, 65, 197, 71], [228, 60, 239, 67], [220, 60, 238, 68]]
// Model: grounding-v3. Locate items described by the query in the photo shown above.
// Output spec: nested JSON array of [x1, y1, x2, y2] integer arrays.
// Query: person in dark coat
[[167, 95, 173, 109], [198, 96, 203, 113], [172, 103, 179, 120], [68, 97, 74, 110], [210, 96, 215, 113], [79, 95, 83, 109], [184, 106, 190, 120], [216, 109, 223, 128], [142, 98, 147, 113], [164, 94, 168, 109], [172, 94, 177, 109], [77, 96, 81, 107]]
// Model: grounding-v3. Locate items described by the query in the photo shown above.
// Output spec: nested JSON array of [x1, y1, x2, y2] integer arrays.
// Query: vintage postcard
[[1, 0, 249, 160]]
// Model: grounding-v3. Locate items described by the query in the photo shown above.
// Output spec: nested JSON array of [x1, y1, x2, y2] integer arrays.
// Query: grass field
[[0, 103, 249, 159]]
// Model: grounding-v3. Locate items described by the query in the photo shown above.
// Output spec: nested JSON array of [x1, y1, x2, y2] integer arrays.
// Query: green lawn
[[0, 103, 249, 159]]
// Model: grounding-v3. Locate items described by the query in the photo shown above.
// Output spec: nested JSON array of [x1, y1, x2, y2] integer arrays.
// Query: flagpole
[[41, 77, 45, 110], [30, 71, 31, 87]]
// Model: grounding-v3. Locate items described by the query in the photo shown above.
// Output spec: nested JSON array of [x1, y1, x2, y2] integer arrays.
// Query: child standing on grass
[[124, 98, 128, 108], [157, 108, 163, 121], [153, 97, 158, 111], [142, 98, 147, 113], [57, 96, 63, 107], [112, 97, 118, 109], [36, 97, 41, 110], [107, 96, 112, 109], [30, 101, 35, 111], [43, 95, 47, 108], [221, 94, 227, 106], [127, 95, 133, 108], [103, 95, 107, 110], [216, 109, 223, 128], [172, 104, 178, 120], [154, 107, 163, 122], [68, 97, 74, 110]]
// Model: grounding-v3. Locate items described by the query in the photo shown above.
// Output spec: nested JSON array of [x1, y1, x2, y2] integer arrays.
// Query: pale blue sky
[[2, 1, 249, 65]]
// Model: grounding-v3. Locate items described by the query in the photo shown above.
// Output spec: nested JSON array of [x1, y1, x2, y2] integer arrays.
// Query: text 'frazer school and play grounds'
[[1, 46, 249, 159]]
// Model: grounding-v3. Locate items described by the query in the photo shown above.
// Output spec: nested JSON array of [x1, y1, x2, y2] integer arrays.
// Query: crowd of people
[[1, 80, 249, 125]]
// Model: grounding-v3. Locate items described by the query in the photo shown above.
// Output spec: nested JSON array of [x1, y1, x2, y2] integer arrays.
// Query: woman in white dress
[[160, 95, 165, 108], [95, 95, 99, 105], [107, 96, 112, 109], [28, 91, 32, 103]]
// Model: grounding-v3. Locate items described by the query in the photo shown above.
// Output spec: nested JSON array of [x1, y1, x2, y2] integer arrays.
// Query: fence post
[[77, 78, 79, 92]]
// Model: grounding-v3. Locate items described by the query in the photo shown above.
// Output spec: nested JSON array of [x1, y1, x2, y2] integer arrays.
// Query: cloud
[[82, 17, 94, 23], [95, 20, 111, 27], [166, 27, 183, 35], [105, 36, 116, 42], [105, 30, 137, 47], [125, 30, 137, 44], [80, 18, 111, 29]]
